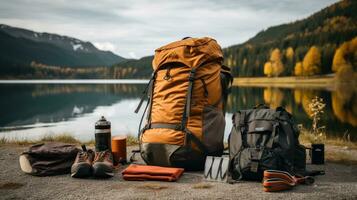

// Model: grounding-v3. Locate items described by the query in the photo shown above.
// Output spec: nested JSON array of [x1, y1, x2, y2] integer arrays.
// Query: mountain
[[0, 24, 126, 69], [223, 0, 357, 77], [112, 56, 154, 79]]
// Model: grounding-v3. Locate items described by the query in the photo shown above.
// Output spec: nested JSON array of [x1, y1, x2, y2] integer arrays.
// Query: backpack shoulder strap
[[181, 68, 196, 128], [134, 73, 156, 138], [232, 111, 247, 150]]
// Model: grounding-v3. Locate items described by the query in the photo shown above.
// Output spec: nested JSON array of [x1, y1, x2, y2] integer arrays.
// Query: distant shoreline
[[233, 76, 339, 89], [0, 76, 354, 89], [0, 79, 149, 84]]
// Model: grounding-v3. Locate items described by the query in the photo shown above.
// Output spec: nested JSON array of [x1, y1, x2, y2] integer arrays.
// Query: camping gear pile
[[18, 37, 324, 192]]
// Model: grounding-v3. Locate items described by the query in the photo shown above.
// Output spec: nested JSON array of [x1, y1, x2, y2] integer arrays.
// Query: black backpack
[[229, 105, 306, 181]]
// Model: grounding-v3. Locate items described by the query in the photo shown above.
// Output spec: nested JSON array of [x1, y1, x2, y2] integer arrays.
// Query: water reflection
[[0, 84, 144, 127], [0, 83, 356, 141], [263, 87, 284, 108], [332, 84, 357, 126]]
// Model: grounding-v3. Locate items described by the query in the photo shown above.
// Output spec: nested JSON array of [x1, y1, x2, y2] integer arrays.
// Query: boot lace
[[95, 151, 109, 162], [77, 151, 88, 162]]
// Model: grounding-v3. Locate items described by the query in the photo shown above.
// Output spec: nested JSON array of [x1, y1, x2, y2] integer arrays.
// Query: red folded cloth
[[263, 170, 314, 192], [122, 164, 184, 182]]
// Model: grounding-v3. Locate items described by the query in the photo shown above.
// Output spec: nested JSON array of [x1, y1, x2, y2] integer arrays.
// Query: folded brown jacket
[[122, 164, 184, 182]]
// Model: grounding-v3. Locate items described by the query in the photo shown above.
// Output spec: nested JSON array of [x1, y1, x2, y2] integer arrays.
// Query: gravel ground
[[0, 145, 356, 200]]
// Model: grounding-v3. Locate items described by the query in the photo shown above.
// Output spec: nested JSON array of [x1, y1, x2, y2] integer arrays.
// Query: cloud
[[93, 42, 117, 52], [0, 0, 338, 58], [128, 52, 138, 59]]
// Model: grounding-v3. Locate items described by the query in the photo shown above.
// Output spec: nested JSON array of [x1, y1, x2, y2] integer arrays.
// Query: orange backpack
[[135, 37, 232, 170]]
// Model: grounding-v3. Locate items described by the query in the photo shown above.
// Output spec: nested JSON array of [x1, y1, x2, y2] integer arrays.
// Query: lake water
[[0, 80, 356, 141]]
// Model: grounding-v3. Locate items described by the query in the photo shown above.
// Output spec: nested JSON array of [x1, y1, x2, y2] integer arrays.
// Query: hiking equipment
[[263, 170, 314, 192], [71, 145, 95, 178], [92, 150, 114, 178], [229, 105, 306, 180], [135, 37, 233, 170], [19, 142, 79, 176], [204, 156, 229, 182], [122, 164, 184, 182], [95, 116, 111, 152], [111, 136, 127, 165]]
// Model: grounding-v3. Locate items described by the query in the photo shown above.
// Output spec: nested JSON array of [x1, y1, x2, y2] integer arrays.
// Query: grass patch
[[299, 130, 357, 149], [138, 183, 168, 190], [126, 135, 139, 146], [0, 134, 80, 146], [326, 150, 357, 165], [299, 130, 357, 165], [192, 183, 213, 189], [83, 139, 95, 146], [39, 134, 79, 143], [0, 133, 139, 146], [0, 182, 25, 190]]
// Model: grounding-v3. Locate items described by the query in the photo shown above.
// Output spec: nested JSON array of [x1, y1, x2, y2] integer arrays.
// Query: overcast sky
[[0, 0, 338, 58]]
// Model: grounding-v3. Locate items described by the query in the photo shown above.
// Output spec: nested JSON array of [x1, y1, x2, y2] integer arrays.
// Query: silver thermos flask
[[95, 116, 111, 152]]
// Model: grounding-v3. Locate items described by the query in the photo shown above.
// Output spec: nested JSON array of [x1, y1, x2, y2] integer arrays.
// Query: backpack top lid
[[152, 37, 223, 71]]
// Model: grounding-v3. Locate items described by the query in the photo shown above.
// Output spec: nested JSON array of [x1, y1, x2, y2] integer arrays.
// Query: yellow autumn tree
[[332, 36, 357, 81], [294, 62, 303, 76], [226, 55, 233, 67], [270, 48, 284, 76], [285, 47, 294, 61], [332, 43, 349, 72], [302, 46, 321, 76], [264, 62, 273, 77]]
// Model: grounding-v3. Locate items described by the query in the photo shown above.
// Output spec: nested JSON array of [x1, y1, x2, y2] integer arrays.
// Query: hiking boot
[[92, 150, 114, 178], [71, 145, 95, 178]]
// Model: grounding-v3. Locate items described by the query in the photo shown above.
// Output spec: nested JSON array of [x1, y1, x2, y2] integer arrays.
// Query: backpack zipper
[[163, 66, 172, 81]]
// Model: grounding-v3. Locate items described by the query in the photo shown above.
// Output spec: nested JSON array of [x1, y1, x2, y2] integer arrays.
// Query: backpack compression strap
[[181, 68, 196, 127]]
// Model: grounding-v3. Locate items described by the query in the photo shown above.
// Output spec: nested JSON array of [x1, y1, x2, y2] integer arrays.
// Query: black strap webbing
[[234, 111, 246, 149], [148, 123, 182, 131], [181, 68, 196, 128], [145, 75, 156, 128], [134, 74, 155, 113], [266, 122, 279, 149], [186, 129, 208, 155], [137, 100, 149, 140], [135, 73, 156, 139]]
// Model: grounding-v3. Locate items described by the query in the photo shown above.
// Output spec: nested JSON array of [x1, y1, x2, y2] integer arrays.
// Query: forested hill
[[112, 56, 153, 79], [0, 24, 126, 69], [223, 0, 357, 77]]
